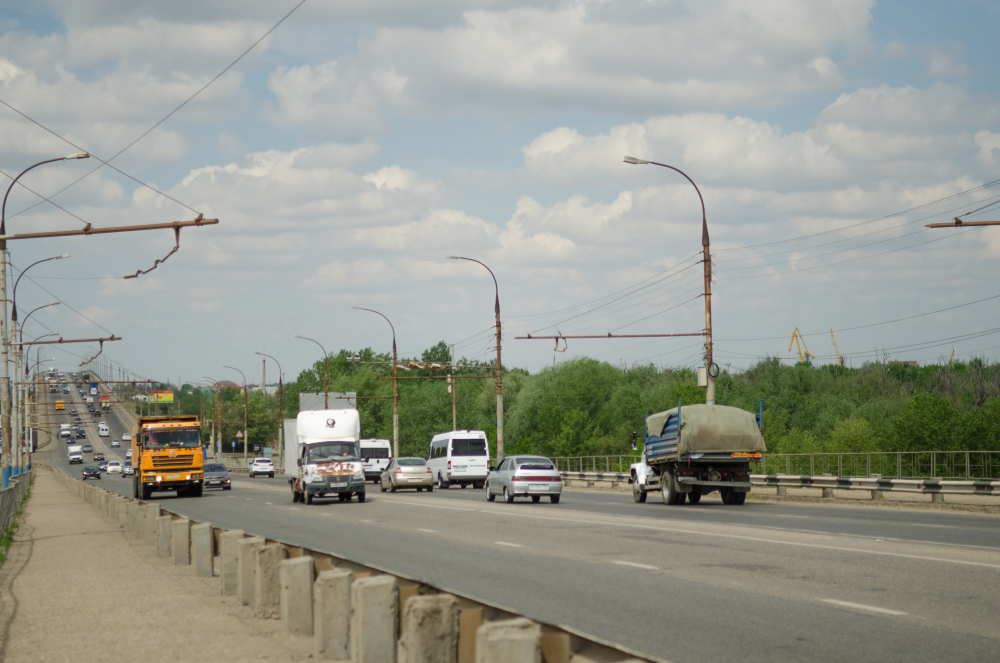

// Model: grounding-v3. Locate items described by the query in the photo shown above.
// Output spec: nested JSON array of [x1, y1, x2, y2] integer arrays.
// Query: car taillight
[[447, 460, 451, 470], [426, 467, 432, 473], [394, 468, 403, 474]]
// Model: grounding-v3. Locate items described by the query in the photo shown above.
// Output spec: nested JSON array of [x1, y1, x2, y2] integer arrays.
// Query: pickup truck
[[630, 401, 765, 506]]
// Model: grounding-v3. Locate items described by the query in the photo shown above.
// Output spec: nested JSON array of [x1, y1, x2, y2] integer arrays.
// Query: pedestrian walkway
[[0, 469, 312, 662]]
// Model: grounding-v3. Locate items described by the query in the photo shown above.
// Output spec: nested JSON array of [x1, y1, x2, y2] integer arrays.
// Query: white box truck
[[68, 445, 83, 464], [287, 409, 366, 505]]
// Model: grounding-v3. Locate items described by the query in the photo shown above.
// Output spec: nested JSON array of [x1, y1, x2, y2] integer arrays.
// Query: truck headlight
[[353, 468, 364, 480]]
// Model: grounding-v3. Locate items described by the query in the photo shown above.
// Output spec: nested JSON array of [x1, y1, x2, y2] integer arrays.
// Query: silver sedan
[[485, 455, 562, 504], [380, 458, 434, 492]]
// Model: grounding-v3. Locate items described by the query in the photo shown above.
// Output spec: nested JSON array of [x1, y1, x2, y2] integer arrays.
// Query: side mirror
[[364, 457, 369, 463], [630, 430, 638, 452], [296, 458, 302, 467]]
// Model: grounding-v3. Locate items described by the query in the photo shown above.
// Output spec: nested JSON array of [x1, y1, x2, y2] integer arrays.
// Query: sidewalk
[[0, 469, 312, 662]]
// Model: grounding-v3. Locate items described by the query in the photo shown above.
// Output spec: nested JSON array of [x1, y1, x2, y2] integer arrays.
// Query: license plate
[[453, 465, 467, 472], [207, 480, 220, 485], [167, 474, 180, 480], [528, 484, 547, 491], [408, 478, 424, 482]]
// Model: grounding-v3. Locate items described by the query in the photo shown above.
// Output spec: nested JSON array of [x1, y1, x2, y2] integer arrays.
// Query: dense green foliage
[[151, 347, 1000, 458]]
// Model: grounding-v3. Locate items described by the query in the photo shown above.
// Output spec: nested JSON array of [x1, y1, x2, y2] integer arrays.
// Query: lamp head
[[65, 152, 90, 160], [58, 254, 70, 259], [623, 156, 649, 165], [446, 255, 459, 260]]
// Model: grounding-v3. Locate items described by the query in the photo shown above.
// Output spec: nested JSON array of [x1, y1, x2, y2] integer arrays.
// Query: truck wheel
[[733, 491, 747, 505], [661, 471, 683, 505], [687, 491, 702, 505], [140, 485, 151, 500], [720, 488, 734, 505], [633, 480, 647, 503], [306, 493, 313, 505], [357, 492, 366, 503]]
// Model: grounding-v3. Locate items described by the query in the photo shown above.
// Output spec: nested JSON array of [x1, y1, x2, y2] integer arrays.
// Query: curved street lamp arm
[[351, 307, 397, 349], [446, 256, 500, 314], [222, 366, 247, 386], [255, 352, 283, 378], [623, 157, 708, 245], [18, 302, 59, 343]]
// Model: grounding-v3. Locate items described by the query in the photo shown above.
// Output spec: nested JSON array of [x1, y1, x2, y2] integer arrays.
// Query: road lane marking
[[417, 528, 437, 533], [265, 502, 273, 505], [289, 507, 299, 511], [612, 561, 659, 570], [775, 515, 809, 519], [494, 541, 523, 548], [379, 498, 1000, 568], [360, 519, 373, 523], [820, 599, 908, 616], [912, 524, 958, 529]]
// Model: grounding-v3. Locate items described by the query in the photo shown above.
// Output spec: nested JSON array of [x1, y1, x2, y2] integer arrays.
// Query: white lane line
[[776, 515, 809, 519], [820, 599, 908, 616], [265, 502, 273, 505], [380, 498, 1000, 568], [416, 528, 437, 533], [289, 507, 299, 511], [612, 561, 659, 570], [360, 519, 373, 523], [245, 498, 252, 501], [494, 541, 523, 548], [912, 524, 958, 529]]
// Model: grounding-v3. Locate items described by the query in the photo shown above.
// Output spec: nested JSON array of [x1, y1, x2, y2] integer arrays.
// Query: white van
[[98, 422, 109, 437], [60, 424, 71, 439], [359, 439, 392, 482], [426, 430, 489, 489]]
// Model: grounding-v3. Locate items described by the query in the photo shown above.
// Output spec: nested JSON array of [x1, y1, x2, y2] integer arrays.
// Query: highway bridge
[[34, 384, 1000, 663]]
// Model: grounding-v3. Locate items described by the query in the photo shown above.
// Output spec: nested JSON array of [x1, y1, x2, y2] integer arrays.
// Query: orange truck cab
[[132, 415, 204, 500]]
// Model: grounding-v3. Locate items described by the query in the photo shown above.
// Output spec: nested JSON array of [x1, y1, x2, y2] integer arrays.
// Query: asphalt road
[[36, 385, 1000, 663]]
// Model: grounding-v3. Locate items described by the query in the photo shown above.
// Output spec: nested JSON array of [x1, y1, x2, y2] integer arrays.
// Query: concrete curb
[[39, 463, 659, 663]]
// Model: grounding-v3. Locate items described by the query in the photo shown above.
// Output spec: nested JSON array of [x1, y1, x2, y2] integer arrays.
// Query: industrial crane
[[789, 328, 816, 364], [830, 330, 845, 367]]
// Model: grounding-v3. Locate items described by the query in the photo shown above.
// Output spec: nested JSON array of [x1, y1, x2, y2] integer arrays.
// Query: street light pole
[[16, 305, 59, 472], [23, 332, 56, 470], [295, 335, 329, 408], [447, 256, 504, 460], [352, 307, 400, 458], [0, 152, 88, 488], [623, 156, 715, 405], [202, 376, 222, 461], [223, 367, 249, 466], [255, 352, 284, 470]]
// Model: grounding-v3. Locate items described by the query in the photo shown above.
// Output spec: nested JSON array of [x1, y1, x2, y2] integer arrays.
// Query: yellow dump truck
[[132, 415, 204, 500]]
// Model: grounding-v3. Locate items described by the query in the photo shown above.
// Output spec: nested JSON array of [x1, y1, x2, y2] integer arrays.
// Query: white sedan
[[122, 434, 132, 442], [125, 449, 133, 459], [106, 461, 122, 475]]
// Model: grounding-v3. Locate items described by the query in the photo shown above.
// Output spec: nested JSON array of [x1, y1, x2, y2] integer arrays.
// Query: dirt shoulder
[[0, 469, 312, 662]]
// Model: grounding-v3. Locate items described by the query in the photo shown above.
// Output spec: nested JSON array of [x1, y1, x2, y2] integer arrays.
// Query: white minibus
[[359, 439, 392, 483], [98, 422, 109, 437], [426, 430, 489, 489]]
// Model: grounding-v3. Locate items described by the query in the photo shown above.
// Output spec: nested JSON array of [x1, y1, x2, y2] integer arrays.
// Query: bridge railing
[[550, 451, 1000, 481]]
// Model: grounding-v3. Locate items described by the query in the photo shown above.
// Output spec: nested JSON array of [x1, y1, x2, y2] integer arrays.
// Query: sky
[[1, 0, 999, 384]]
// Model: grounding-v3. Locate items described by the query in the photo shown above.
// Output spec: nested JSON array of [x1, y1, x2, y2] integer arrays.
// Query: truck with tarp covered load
[[630, 402, 765, 505], [132, 415, 204, 499], [287, 409, 366, 505]]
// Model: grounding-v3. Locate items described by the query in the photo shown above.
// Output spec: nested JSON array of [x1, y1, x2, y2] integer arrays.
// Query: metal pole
[[256, 352, 284, 470], [223, 366, 248, 465], [450, 344, 457, 431], [295, 336, 328, 408], [446, 257, 503, 460], [351, 308, 400, 458]]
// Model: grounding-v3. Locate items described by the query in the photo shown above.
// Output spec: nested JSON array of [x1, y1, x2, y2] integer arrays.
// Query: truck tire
[[733, 491, 747, 505], [720, 488, 735, 505], [306, 493, 313, 505], [192, 484, 203, 498], [633, 480, 647, 503], [661, 471, 684, 505]]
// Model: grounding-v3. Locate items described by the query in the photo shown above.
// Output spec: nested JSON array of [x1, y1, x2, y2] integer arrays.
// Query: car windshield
[[254, 459, 272, 465], [306, 441, 359, 463], [204, 464, 226, 472], [517, 459, 554, 470], [84, 466, 97, 471], [451, 438, 488, 456], [361, 447, 391, 459], [143, 428, 201, 450], [124, 462, 132, 467], [397, 458, 425, 467]]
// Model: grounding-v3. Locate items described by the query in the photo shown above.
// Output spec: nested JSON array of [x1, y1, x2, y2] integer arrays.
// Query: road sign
[[236, 430, 244, 438], [231, 441, 235, 449]]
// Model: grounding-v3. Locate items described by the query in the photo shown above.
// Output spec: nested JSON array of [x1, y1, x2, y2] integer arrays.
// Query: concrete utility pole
[[256, 352, 284, 469], [450, 344, 457, 431], [352, 307, 400, 458], [223, 366, 249, 466], [447, 256, 504, 460]]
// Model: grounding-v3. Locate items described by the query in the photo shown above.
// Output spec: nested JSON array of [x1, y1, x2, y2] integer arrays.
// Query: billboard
[[149, 390, 174, 403]]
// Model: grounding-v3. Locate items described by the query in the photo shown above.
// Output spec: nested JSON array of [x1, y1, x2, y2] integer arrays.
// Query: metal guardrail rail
[[557, 469, 1000, 497], [552, 451, 1000, 481], [0, 470, 31, 533]]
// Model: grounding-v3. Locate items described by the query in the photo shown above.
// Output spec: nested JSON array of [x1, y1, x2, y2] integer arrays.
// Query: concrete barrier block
[[279, 556, 315, 635], [116, 498, 128, 529], [398, 594, 460, 663], [255, 543, 288, 619], [932, 493, 945, 503], [141, 503, 161, 546], [192, 523, 214, 577], [351, 575, 398, 663], [156, 516, 172, 558], [540, 633, 571, 663], [821, 487, 834, 498], [171, 519, 191, 565], [475, 618, 541, 663], [126, 501, 139, 537], [314, 569, 352, 660], [219, 529, 244, 596], [237, 536, 266, 606]]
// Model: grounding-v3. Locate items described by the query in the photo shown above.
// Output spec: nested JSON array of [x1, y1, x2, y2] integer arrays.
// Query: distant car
[[125, 449, 132, 459], [73, 417, 82, 425], [249, 458, 274, 478], [82, 465, 101, 480], [106, 461, 122, 475], [380, 458, 433, 493], [111, 439, 120, 448], [93, 452, 105, 461], [70, 409, 78, 416], [485, 455, 562, 504], [122, 462, 134, 477], [81, 444, 93, 453], [76, 429, 86, 439], [203, 463, 232, 490], [122, 434, 132, 442], [98, 461, 108, 472]]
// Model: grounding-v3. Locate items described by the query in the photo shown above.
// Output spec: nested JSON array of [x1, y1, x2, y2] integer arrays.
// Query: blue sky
[[1, 0, 999, 382]]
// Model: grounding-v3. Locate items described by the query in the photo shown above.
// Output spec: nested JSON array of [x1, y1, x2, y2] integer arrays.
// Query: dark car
[[76, 429, 86, 439], [93, 410, 101, 418], [70, 409, 78, 416], [87, 404, 95, 412], [202, 463, 232, 490], [73, 417, 83, 425], [82, 465, 101, 480], [97, 461, 108, 472]]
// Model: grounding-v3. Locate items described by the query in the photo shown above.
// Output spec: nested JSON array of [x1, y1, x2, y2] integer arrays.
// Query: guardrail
[[0, 470, 31, 533], [42, 462, 661, 663], [552, 451, 1000, 481], [557, 469, 1000, 500]]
